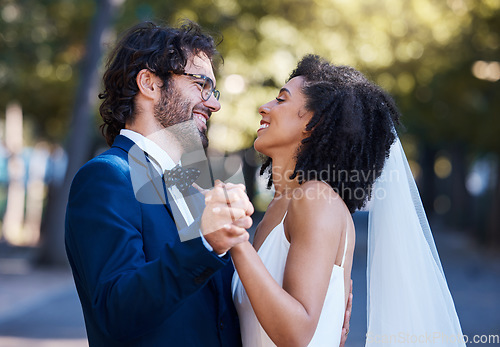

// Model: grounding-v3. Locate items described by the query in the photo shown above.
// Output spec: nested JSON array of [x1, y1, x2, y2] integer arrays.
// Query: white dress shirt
[[120, 129, 216, 253]]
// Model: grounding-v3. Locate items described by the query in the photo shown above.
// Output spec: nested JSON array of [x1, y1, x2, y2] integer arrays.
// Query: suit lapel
[[113, 135, 176, 223]]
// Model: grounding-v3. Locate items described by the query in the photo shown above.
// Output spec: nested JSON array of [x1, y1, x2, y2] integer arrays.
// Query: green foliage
[[113, 0, 500, 154], [1, 0, 499, 153], [0, 0, 95, 143]]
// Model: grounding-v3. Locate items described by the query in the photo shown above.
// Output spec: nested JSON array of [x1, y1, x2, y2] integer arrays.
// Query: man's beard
[[154, 86, 209, 148]]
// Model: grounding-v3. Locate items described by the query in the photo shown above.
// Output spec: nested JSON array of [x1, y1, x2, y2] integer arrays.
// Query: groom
[[65, 20, 252, 346], [65, 20, 351, 346]]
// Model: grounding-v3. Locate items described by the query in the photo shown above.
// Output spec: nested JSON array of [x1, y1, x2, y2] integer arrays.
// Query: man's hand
[[201, 181, 254, 254], [339, 279, 353, 347]]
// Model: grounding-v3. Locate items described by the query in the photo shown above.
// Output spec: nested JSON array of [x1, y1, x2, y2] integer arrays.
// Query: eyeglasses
[[180, 73, 220, 101]]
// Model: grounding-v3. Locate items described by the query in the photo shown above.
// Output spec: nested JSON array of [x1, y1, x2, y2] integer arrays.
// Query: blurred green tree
[[0, 0, 96, 142], [1, 0, 122, 264], [38, 0, 123, 266]]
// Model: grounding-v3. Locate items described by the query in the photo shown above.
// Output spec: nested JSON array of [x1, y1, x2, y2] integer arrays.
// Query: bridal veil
[[366, 136, 466, 346]]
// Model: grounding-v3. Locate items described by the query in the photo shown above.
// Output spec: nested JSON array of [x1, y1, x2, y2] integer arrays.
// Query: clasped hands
[[200, 180, 254, 255]]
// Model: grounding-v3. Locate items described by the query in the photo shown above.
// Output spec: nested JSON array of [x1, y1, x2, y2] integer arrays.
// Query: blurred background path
[[0, 245, 86, 347], [0, 212, 499, 346]]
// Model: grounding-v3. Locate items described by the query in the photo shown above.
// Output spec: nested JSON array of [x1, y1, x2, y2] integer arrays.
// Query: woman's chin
[[253, 138, 268, 156]]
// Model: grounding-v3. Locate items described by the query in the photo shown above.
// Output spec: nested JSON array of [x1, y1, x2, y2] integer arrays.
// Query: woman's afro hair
[[260, 54, 401, 213]]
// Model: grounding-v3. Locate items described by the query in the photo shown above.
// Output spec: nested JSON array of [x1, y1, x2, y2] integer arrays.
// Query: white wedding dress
[[232, 213, 348, 346]]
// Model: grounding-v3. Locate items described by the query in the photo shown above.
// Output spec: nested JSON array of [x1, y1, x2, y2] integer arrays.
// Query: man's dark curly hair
[[98, 21, 220, 146], [261, 54, 401, 213]]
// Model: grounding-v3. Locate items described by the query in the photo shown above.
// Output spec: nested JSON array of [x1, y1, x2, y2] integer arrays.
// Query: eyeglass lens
[[202, 78, 219, 101]]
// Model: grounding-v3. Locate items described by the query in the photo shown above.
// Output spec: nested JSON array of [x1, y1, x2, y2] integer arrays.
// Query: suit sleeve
[[65, 158, 229, 340]]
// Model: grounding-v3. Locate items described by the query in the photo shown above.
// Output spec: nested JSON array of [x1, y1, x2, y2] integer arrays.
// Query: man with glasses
[[65, 21, 252, 346]]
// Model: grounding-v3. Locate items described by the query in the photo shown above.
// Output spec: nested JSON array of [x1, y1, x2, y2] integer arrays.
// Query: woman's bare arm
[[231, 181, 348, 346]]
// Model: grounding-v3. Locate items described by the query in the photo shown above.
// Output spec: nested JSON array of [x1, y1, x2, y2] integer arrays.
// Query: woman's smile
[[257, 121, 270, 133]]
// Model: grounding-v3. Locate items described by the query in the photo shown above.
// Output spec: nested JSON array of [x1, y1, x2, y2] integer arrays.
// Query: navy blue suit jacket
[[65, 135, 241, 346]]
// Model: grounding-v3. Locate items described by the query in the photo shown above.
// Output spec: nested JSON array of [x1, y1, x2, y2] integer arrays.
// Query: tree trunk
[[488, 159, 500, 248], [448, 143, 472, 229], [37, 0, 121, 266], [419, 143, 437, 218]]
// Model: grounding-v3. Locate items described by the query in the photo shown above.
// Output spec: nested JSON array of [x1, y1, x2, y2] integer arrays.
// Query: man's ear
[[136, 69, 161, 100]]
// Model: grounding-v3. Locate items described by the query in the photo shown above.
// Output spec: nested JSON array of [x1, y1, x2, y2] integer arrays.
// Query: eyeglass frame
[[175, 72, 220, 101]]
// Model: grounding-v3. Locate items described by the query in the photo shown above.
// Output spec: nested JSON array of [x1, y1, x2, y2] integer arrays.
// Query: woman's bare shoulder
[[285, 181, 348, 241], [291, 180, 346, 212]]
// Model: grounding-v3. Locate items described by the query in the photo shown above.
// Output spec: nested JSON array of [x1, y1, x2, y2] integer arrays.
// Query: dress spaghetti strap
[[340, 230, 349, 268]]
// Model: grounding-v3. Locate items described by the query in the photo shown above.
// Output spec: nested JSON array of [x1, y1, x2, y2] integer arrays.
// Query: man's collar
[[120, 129, 178, 173], [111, 134, 135, 153]]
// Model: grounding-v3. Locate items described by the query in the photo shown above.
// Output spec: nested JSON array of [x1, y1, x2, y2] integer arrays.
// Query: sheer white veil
[[366, 135, 466, 346]]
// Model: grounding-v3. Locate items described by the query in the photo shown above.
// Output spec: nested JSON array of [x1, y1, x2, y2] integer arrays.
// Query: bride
[[231, 55, 465, 346]]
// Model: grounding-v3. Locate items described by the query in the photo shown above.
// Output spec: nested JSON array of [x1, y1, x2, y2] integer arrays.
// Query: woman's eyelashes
[[275, 97, 285, 103]]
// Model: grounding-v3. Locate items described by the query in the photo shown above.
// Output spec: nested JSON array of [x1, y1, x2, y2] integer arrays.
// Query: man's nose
[[203, 94, 221, 112]]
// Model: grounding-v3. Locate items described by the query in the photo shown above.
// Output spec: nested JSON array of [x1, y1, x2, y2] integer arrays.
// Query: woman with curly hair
[[231, 55, 465, 346]]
